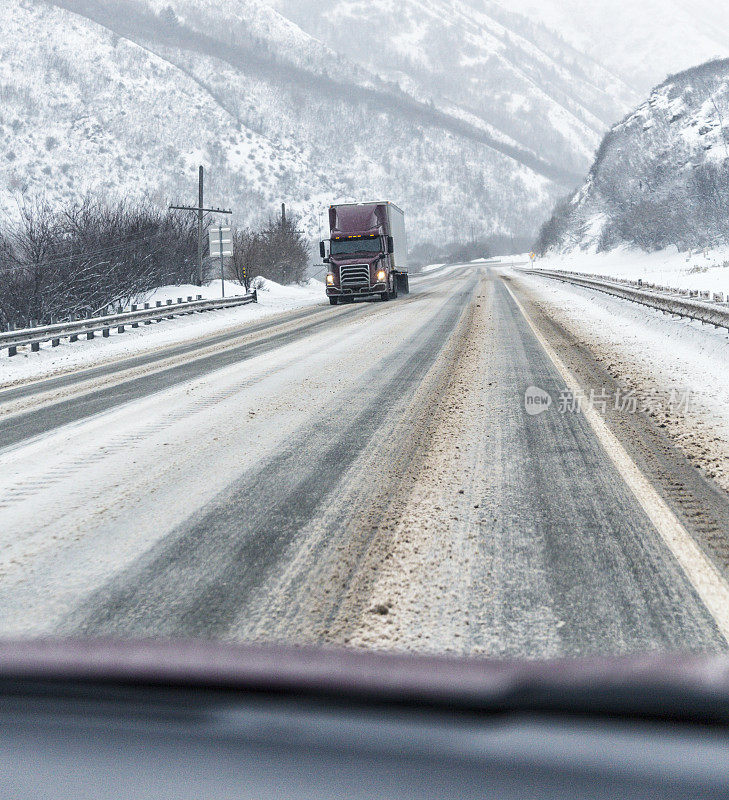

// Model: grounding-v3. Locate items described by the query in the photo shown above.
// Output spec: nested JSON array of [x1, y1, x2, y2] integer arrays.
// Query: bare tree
[[256, 211, 309, 285], [0, 195, 311, 331], [0, 197, 199, 328], [230, 228, 263, 290]]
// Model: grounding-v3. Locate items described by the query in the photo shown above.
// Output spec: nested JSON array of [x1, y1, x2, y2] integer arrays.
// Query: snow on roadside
[[251, 277, 327, 310], [0, 278, 325, 389], [535, 245, 729, 294], [512, 268, 729, 493], [124, 280, 247, 309]]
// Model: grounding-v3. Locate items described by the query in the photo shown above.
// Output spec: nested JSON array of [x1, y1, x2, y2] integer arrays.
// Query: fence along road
[[0, 292, 258, 357], [519, 267, 729, 330]]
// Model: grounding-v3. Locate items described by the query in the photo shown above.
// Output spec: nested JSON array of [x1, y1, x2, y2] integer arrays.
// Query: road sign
[[209, 227, 233, 258]]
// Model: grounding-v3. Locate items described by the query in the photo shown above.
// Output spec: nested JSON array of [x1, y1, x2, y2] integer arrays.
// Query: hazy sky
[[504, 0, 729, 89], [264, 0, 729, 92]]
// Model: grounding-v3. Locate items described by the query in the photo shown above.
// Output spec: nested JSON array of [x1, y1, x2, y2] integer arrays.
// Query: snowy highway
[[1, 265, 729, 656]]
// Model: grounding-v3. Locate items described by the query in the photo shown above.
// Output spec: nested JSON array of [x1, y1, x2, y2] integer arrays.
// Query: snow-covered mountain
[[0, 0, 620, 248], [263, 0, 636, 173], [536, 59, 729, 253], [2, 0, 728, 250], [0, 1, 324, 224]]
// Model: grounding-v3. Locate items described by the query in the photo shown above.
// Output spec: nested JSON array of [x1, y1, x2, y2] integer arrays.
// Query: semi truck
[[320, 201, 409, 304]]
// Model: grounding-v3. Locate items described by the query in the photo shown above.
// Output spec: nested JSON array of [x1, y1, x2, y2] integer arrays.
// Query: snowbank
[[126, 281, 247, 309], [0, 278, 325, 388], [537, 245, 729, 294], [251, 277, 324, 309]]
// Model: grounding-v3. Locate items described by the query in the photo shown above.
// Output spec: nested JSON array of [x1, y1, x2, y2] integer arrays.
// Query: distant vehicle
[[321, 202, 409, 304]]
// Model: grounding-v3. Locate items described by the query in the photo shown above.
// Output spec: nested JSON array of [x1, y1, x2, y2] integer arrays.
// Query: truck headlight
[[376, 270, 386, 282], [326, 273, 335, 285]]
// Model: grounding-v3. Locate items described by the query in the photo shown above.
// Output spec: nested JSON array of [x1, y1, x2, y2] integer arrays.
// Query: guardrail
[[519, 268, 729, 332], [1, 291, 257, 357]]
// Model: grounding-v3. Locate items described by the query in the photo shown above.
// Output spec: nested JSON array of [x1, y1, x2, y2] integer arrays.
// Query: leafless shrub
[[0, 197, 199, 328], [44, 51, 73, 82], [229, 228, 263, 290], [256, 213, 310, 285], [0, 195, 310, 330], [229, 211, 309, 287]]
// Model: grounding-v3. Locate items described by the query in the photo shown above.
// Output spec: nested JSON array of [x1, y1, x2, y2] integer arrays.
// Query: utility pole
[[170, 166, 232, 287], [219, 225, 225, 298], [280, 202, 287, 284], [198, 166, 204, 285]]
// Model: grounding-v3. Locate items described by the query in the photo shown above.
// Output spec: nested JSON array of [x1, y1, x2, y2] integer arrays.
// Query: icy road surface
[[0, 266, 728, 656]]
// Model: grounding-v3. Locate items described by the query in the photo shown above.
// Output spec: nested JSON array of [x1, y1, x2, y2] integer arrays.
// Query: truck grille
[[340, 264, 370, 289]]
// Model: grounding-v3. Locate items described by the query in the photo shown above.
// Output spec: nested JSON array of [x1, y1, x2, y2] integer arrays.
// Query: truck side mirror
[[319, 241, 326, 259], [387, 236, 394, 254]]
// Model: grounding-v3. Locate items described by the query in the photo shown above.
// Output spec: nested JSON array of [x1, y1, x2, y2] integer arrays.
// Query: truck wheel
[[380, 291, 389, 301], [329, 297, 338, 305]]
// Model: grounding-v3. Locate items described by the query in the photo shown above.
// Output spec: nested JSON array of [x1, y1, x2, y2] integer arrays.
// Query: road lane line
[[503, 278, 729, 644]]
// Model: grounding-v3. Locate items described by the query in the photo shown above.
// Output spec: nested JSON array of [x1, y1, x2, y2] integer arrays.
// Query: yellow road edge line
[[504, 278, 729, 645]]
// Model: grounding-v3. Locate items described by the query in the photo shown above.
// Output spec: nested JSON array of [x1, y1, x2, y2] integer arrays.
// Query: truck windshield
[[330, 238, 382, 256]]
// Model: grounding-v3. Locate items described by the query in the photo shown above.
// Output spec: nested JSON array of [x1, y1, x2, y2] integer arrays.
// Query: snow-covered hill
[[263, 0, 636, 173], [4, 0, 728, 250], [0, 1, 326, 224], [536, 59, 729, 254], [0, 0, 584, 246]]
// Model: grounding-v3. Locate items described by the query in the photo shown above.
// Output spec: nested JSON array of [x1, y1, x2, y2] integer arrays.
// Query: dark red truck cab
[[320, 201, 409, 304]]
